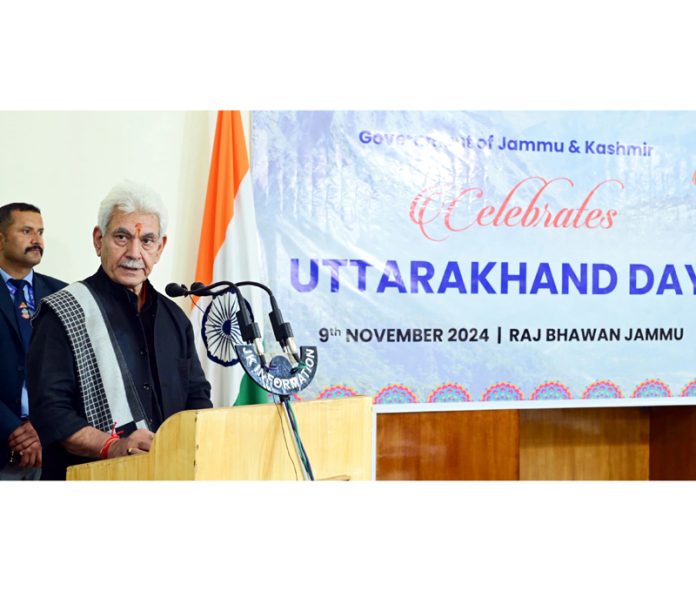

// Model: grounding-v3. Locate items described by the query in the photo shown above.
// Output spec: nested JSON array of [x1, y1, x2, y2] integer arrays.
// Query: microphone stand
[[166, 279, 319, 480], [277, 392, 314, 480]]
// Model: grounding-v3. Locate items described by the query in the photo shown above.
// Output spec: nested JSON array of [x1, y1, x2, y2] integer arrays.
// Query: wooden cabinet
[[377, 405, 694, 480]]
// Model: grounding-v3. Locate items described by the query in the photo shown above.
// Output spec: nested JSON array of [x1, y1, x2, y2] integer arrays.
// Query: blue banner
[[251, 111, 696, 406]]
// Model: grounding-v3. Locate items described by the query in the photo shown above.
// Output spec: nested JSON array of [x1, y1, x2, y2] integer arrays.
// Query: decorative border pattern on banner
[[582, 381, 622, 399], [681, 380, 696, 397], [632, 379, 671, 398], [530, 382, 572, 401], [318, 385, 359, 399], [310, 380, 696, 402], [374, 385, 418, 404], [427, 384, 471, 403], [481, 382, 525, 402]]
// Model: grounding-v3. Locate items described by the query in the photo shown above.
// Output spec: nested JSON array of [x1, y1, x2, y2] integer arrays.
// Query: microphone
[[165, 283, 189, 297], [165, 282, 218, 298], [235, 281, 301, 364], [268, 306, 301, 363]]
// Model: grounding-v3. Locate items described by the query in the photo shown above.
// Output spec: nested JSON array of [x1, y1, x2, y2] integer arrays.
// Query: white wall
[[0, 111, 216, 307]]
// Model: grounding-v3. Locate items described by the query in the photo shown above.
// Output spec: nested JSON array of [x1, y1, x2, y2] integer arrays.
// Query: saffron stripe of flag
[[191, 110, 268, 407]]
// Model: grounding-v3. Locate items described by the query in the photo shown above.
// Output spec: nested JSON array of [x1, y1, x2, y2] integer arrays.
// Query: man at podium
[[27, 181, 212, 480]]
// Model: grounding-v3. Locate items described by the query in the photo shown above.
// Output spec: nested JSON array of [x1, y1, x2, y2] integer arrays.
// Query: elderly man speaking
[[28, 181, 212, 480]]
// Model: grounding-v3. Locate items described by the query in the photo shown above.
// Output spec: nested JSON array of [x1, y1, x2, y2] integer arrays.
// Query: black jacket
[[0, 271, 67, 468], [27, 267, 212, 479]]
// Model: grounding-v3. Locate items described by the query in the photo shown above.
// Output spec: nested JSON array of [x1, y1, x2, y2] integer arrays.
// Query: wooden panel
[[193, 396, 373, 480], [67, 453, 153, 480], [67, 397, 373, 480], [650, 406, 696, 480], [519, 408, 649, 480], [376, 410, 519, 480]]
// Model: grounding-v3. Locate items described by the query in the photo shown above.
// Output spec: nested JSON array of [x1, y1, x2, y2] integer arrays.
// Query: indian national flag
[[191, 110, 268, 407]]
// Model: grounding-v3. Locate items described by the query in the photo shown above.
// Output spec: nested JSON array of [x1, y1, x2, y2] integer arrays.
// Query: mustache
[[120, 259, 145, 269], [25, 246, 43, 255]]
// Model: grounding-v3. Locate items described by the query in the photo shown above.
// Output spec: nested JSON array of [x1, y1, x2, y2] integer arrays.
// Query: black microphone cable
[[273, 396, 300, 481], [277, 394, 314, 481]]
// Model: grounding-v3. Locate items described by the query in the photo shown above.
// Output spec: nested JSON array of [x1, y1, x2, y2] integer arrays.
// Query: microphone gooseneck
[[169, 280, 266, 366]]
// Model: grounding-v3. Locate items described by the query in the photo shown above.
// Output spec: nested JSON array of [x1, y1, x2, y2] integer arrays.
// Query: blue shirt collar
[[0, 266, 34, 287]]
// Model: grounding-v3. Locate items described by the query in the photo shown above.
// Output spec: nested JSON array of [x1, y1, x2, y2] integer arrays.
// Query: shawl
[[40, 282, 150, 433]]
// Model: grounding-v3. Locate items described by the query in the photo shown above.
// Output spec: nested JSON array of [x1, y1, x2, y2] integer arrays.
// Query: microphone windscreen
[[165, 283, 188, 297]]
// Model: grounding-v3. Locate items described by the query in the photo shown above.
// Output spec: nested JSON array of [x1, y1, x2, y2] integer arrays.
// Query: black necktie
[[9, 278, 32, 351]]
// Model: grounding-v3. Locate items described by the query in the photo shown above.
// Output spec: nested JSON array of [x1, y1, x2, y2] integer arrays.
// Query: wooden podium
[[67, 396, 373, 481]]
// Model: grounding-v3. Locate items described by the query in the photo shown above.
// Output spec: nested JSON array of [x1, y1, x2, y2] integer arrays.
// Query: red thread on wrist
[[99, 435, 119, 459], [99, 422, 123, 459]]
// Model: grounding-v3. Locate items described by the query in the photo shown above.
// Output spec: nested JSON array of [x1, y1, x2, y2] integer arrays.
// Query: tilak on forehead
[[135, 222, 142, 236]]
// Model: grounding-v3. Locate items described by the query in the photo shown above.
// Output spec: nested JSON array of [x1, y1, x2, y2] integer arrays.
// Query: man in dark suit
[[0, 203, 66, 480]]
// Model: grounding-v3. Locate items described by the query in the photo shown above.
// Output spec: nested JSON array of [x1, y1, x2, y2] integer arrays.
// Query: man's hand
[[8, 421, 42, 468], [63, 426, 155, 459], [17, 441, 42, 468], [108, 429, 155, 458]]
